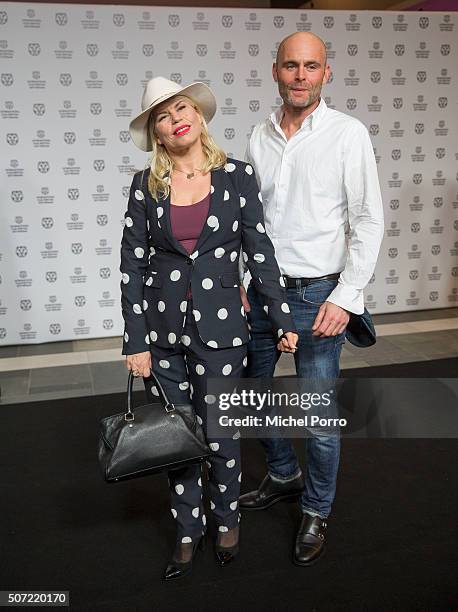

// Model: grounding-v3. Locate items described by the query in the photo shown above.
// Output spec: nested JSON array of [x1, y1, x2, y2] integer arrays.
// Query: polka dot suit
[[120, 158, 295, 541]]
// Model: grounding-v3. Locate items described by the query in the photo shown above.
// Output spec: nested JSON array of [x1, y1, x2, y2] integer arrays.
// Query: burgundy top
[[170, 193, 210, 255]]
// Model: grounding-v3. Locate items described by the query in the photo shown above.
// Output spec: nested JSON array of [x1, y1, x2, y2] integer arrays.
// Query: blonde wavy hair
[[146, 95, 226, 201]]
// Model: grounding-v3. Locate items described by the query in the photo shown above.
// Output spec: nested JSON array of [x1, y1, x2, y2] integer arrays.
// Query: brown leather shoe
[[293, 514, 327, 566], [239, 473, 304, 511]]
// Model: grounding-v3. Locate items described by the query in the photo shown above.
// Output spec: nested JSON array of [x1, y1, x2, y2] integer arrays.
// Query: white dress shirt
[[246, 98, 384, 315]]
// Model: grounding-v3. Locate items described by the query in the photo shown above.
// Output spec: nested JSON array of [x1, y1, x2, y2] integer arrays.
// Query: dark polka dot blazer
[[120, 158, 296, 355]]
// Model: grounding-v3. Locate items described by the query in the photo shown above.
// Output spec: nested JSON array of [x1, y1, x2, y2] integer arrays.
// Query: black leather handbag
[[98, 371, 211, 482]]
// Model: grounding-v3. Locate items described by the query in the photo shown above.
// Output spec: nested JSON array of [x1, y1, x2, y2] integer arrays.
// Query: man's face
[[273, 35, 330, 110]]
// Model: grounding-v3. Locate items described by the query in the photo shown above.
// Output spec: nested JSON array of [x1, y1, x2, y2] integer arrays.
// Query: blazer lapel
[[161, 190, 190, 257], [193, 168, 223, 254], [159, 167, 223, 257]]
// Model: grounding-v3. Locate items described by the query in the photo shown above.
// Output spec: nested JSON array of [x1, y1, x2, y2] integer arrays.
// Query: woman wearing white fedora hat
[[120, 76, 298, 580]]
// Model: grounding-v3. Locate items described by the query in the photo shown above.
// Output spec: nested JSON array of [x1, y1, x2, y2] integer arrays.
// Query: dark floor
[[0, 373, 457, 611]]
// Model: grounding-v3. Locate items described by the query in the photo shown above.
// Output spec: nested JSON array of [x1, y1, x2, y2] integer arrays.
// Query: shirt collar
[[269, 97, 328, 132]]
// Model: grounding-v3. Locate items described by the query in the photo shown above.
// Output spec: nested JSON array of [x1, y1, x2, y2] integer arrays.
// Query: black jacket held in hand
[[120, 158, 296, 355]]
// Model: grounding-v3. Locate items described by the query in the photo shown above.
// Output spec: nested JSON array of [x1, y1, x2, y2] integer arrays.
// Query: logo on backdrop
[[1, 8, 455, 345]]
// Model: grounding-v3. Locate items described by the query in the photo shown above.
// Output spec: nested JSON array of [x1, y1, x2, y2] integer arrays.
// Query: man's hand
[[125, 351, 152, 378], [312, 302, 349, 338], [240, 285, 251, 313], [277, 332, 298, 353]]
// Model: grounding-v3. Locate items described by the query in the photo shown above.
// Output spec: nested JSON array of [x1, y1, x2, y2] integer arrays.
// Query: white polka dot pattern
[[134, 247, 144, 259], [217, 308, 228, 320]]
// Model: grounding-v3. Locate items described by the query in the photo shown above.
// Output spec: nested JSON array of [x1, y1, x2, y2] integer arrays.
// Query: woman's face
[[152, 96, 203, 153]]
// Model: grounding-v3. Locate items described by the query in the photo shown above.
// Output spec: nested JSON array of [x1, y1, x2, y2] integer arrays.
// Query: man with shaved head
[[239, 32, 384, 565]]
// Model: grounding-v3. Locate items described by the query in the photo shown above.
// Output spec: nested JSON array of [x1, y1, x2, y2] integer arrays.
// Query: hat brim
[[129, 82, 217, 152]]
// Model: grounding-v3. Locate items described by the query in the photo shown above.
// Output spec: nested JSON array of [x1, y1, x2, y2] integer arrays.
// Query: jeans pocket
[[302, 296, 324, 307], [302, 280, 338, 307]]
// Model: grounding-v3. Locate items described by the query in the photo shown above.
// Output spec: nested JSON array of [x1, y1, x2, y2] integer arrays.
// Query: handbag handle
[[125, 369, 175, 422]]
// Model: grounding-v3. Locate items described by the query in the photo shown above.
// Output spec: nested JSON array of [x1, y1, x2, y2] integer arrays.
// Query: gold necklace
[[173, 167, 202, 180]]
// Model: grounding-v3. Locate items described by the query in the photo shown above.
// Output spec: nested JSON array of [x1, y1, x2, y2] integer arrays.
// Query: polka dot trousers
[[144, 301, 247, 543]]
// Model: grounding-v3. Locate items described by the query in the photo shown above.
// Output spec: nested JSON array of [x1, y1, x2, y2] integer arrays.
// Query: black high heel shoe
[[215, 527, 239, 567], [163, 535, 206, 581]]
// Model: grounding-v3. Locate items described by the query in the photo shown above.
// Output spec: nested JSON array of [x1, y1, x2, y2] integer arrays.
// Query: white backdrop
[[0, 4, 457, 345]]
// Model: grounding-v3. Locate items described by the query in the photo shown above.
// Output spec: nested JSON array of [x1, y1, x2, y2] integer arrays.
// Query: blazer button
[[187, 259, 194, 266]]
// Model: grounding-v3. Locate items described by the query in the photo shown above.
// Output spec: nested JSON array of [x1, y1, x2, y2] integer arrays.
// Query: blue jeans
[[246, 280, 345, 519]]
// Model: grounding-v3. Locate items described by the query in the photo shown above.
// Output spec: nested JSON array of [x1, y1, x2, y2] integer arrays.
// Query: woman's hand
[[125, 351, 152, 378], [240, 285, 251, 313], [277, 332, 298, 353]]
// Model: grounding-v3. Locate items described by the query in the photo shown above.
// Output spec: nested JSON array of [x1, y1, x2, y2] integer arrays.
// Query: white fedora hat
[[129, 76, 217, 152]]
